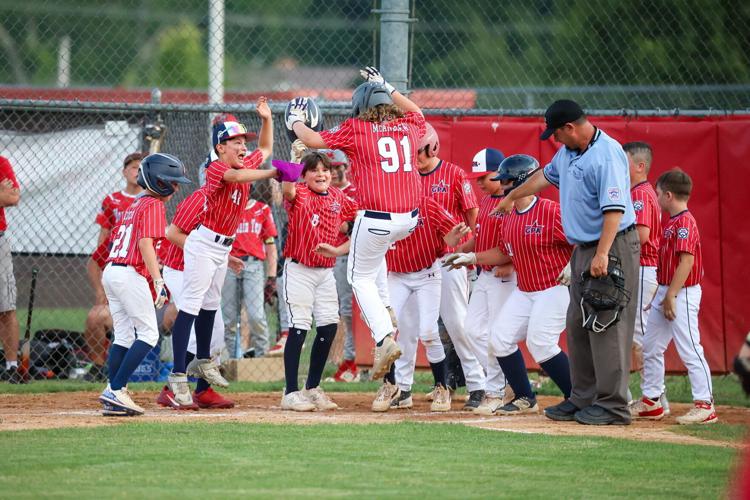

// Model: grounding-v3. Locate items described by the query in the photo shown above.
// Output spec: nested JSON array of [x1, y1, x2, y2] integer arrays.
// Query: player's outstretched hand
[[228, 255, 245, 275], [285, 97, 308, 131], [490, 196, 513, 216], [256, 96, 272, 120], [556, 261, 572, 286], [442, 252, 476, 271], [314, 242, 340, 258], [359, 66, 395, 94], [290, 139, 307, 163], [154, 279, 168, 309], [493, 263, 513, 278], [444, 222, 471, 247]]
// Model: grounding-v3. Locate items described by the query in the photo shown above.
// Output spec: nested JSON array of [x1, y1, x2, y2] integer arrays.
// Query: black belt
[[214, 235, 234, 247], [363, 208, 419, 220], [111, 263, 127, 267], [579, 224, 636, 249], [239, 255, 259, 262]]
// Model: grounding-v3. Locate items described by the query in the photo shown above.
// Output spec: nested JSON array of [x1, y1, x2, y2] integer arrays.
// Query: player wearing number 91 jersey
[[287, 67, 426, 380]]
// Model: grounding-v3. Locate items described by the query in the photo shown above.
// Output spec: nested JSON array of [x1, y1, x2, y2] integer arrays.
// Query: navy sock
[[107, 344, 128, 382], [496, 349, 534, 399], [185, 352, 195, 365], [430, 359, 447, 388], [384, 362, 396, 385], [194, 309, 217, 359], [110, 340, 153, 390], [283, 327, 307, 394], [172, 311, 197, 373], [305, 323, 337, 390], [539, 351, 572, 399]]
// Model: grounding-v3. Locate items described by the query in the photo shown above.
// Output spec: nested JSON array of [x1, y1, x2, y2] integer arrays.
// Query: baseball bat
[[234, 274, 243, 359], [19, 267, 39, 381]]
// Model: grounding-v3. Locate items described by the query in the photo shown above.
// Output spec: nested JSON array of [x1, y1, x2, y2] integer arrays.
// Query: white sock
[[6, 360, 18, 370]]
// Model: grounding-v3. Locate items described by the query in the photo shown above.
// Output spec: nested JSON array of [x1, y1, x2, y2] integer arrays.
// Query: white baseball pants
[[348, 209, 418, 343], [389, 260, 446, 392], [102, 264, 159, 348], [490, 285, 569, 362], [180, 225, 231, 315], [641, 285, 713, 402], [633, 266, 658, 348], [163, 266, 225, 359], [283, 260, 339, 331]]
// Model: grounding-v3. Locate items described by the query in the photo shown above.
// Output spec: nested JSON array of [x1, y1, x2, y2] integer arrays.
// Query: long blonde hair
[[357, 104, 405, 123]]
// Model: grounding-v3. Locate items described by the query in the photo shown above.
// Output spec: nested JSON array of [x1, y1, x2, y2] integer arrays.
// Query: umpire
[[495, 100, 639, 425]]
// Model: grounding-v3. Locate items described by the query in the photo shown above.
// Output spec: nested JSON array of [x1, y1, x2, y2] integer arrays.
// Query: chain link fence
[[0, 0, 748, 384]]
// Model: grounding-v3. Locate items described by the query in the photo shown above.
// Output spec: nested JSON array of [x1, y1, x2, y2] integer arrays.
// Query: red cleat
[[156, 385, 199, 411], [333, 360, 360, 382], [193, 387, 235, 409]]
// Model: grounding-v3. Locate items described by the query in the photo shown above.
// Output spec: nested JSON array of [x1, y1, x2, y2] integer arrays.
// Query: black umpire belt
[[363, 208, 419, 220], [579, 224, 636, 249]]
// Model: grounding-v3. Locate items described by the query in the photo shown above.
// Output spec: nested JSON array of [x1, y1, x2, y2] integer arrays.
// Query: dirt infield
[[1, 391, 747, 447]]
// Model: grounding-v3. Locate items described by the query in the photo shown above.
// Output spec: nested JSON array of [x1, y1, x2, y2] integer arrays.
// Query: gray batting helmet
[[351, 81, 393, 117], [137, 153, 190, 196]]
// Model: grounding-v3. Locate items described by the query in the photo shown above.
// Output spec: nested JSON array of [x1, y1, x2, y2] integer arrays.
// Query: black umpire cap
[[540, 99, 585, 140]]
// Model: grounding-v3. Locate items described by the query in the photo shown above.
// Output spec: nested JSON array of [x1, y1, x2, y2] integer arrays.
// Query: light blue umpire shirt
[[542, 127, 635, 245]]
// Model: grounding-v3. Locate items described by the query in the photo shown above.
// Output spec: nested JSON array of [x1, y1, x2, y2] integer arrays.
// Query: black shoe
[[390, 390, 413, 409], [463, 390, 485, 411], [84, 364, 107, 382], [243, 348, 256, 359], [544, 399, 579, 421], [574, 405, 631, 426], [0, 366, 26, 384]]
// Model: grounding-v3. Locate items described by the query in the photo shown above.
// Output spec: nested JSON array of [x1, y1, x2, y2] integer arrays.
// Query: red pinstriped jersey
[[631, 181, 661, 267], [657, 210, 703, 286], [284, 184, 358, 268], [108, 194, 167, 277], [231, 200, 278, 260], [386, 197, 457, 273], [159, 189, 208, 271], [334, 182, 358, 246], [319, 111, 426, 213], [91, 190, 138, 269], [500, 197, 572, 292], [420, 160, 477, 249], [202, 149, 263, 236], [475, 194, 507, 272]]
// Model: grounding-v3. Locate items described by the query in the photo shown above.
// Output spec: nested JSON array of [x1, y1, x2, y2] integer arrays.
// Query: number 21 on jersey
[[109, 224, 133, 259], [378, 136, 412, 173]]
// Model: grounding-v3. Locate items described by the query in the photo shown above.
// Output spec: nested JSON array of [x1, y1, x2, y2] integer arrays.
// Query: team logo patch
[[311, 214, 320, 227], [329, 201, 341, 214], [633, 200, 643, 211], [677, 227, 689, 239], [463, 181, 472, 194], [607, 187, 621, 201], [327, 125, 340, 134], [524, 220, 544, 235], [431, 180, 448, 194]]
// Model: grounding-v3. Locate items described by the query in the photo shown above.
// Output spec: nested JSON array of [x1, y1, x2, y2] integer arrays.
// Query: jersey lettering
[[377, 136, 412, 173], [109, 224, 133, 259]]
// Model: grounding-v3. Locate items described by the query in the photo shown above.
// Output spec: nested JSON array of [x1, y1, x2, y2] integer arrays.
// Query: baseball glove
[[734, 354, 750, 396]]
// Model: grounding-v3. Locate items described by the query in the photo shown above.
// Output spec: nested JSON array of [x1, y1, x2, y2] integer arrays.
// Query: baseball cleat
[[167, 373, 197, 408], [390, 390, 413, 409], [194, 387, 235, 409], [496, 396, 539, 415], [660, 392, 671, 416], [463, 390, 485, 411], [101, 402, 134, 417], [280, 390, 316, 412], [676, 401, 718, 425], [303, 387, 339, 411], [372, 381, 400, 412], [629, 396, 664, 420], [333, 360, 360, 382], [430, 385, 452, 412], [267, 333, 288, 357], [474, 395, 504, 416], [187, 358, 229, 388], [99, 386, 145, 416], [371, 335, 401, 380]]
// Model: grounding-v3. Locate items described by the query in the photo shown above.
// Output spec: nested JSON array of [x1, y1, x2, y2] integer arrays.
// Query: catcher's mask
[[579, 255, 631, 333]]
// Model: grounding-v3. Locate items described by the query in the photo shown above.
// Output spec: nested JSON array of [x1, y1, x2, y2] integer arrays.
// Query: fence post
[[208, 0, 225, 107], [378, 0, 410, 93]]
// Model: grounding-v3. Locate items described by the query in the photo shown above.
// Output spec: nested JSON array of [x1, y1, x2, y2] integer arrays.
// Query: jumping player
[[85, 152, 144, 381], [632, 168, 717, 424], [279, 151, 357, 411], [156, 188, 236, 409], [99, 153, 190, 416], [286, 66, 426, 379], [443, 148, 510, 412], [168, 97, 297, 407]]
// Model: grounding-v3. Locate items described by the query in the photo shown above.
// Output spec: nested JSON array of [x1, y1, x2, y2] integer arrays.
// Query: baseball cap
[[212, 121, 257, 148], [540, 99, 585, 140], [466, 148, 505, 179]]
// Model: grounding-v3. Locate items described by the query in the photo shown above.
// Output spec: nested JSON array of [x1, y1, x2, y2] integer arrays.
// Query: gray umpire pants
[[567, 230, 640, 421]]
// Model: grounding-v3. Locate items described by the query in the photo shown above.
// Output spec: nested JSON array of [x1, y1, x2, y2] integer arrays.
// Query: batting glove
[[359, 66, 396, 94], [154, 279, 168, 309], [441, 252, 476, 271], [557, 261, 572, 287], [285, 97, 308, 131]]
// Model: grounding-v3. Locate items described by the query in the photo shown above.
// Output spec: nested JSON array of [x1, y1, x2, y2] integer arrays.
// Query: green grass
[[14, 307, 88, 334], [670, 423, 748, 444], [0, 422, 739, 499]]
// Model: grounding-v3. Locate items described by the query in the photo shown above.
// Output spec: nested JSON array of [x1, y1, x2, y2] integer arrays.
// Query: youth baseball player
[[99, 153, 190, 416], [622, 141, 670, 414], [443, 148, 511, 412], [279, 151, 357, 411], [156, 188, 236, 409], [85, 152, 144, 381], [374, 197, 469, 412], [168, 97, 299, 407], [285, 66, 426, 379], [450, 155, 573, 415], [415, 123, 486, 402], [632, 168, 717, 424]]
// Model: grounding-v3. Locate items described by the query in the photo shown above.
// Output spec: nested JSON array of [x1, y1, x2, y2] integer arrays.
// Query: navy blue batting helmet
[[492, 154, 539, 194], [351, 81, 393, 117], [137, 153, 190, 196]]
